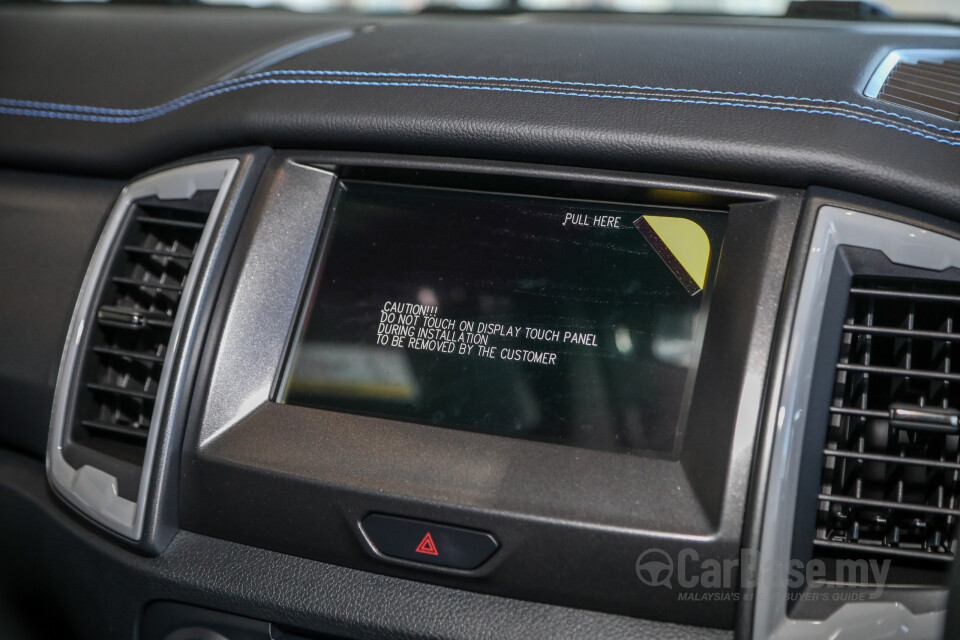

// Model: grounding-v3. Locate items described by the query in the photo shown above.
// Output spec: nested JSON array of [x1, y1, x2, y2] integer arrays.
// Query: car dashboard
[[1, 6, 960, 640]]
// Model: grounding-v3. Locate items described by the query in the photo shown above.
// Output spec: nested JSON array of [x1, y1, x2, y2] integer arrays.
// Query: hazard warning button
[[360, 514, 499, 570], [415, 532, 439, 556]]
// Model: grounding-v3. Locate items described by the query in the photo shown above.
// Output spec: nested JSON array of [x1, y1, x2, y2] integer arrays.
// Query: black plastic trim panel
[[181, 151, 803, 629], [0, 447, 730, 640]]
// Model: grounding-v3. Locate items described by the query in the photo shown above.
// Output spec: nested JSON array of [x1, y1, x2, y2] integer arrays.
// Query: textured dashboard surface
[[0, 448, 731, 640], [1, 6, 960, 220], [0, 171, 121, 459]]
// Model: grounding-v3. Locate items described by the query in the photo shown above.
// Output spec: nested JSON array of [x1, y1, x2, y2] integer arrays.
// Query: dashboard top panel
[[1, 6, 959, 220]]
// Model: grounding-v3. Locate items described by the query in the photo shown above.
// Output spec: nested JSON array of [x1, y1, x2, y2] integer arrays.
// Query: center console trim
[[182, 151, 802, 625]]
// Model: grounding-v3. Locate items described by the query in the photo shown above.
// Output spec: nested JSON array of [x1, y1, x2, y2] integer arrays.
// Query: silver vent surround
[[47, 159, 240, 541], [751, 206, 959, 640]]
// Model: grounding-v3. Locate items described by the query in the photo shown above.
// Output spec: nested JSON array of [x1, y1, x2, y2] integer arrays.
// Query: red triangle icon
[[415, 532, 439, 556]]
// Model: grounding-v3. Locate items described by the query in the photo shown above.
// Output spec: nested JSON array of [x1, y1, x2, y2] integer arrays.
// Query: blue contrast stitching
[[279, 71, 960, 135], [3, 69, 960, 137], [2, 76, 960, 147]]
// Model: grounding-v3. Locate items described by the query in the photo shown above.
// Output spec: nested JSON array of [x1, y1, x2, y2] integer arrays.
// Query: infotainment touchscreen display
[[280, 181, 725, 454]]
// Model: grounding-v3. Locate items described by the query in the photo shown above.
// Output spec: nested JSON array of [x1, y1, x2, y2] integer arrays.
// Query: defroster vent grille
[[817, 278, 960, 570], [72, 192, 217, 458], [875, 58, 960, 122]]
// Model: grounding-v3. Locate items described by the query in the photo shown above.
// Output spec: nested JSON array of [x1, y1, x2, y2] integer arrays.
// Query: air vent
[[866, 51, 960, 122], [752, 208, 960, 640], [74, 193, 217, 453], [816, 278, 960, 573], [48, 159, 241, 543]]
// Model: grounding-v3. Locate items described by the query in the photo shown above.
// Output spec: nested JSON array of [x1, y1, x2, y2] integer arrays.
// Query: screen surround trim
[[184, 151, 801, 624]]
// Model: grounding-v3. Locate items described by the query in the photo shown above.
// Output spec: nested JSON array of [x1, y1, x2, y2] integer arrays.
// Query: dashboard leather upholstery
[[1, 6, 960, 220]]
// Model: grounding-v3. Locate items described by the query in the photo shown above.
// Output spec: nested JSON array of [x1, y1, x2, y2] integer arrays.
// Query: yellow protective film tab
[[634, 215, 711, 295]]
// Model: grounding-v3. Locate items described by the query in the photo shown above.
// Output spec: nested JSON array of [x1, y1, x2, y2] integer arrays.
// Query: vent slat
[[828, 406, 888, 419], [92, 346, 165, 364], [819, 494, 960, 517], [850, 287, 960, 304], [135, 215, 206, 230], [836, 362, 960, 383], [123, 245, 195, 260], [816, 278, 960, 579], [873, 58, 960, 122], [86, 382, 157, 401], [81, 420, 150, 442], [824, 449, 960, 471], [111, 275, 184, 293], [813, 539, 954, 563], [136, 193, 217, 215], [843, 323, 959, 341], [96, 304, 174, 329]]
